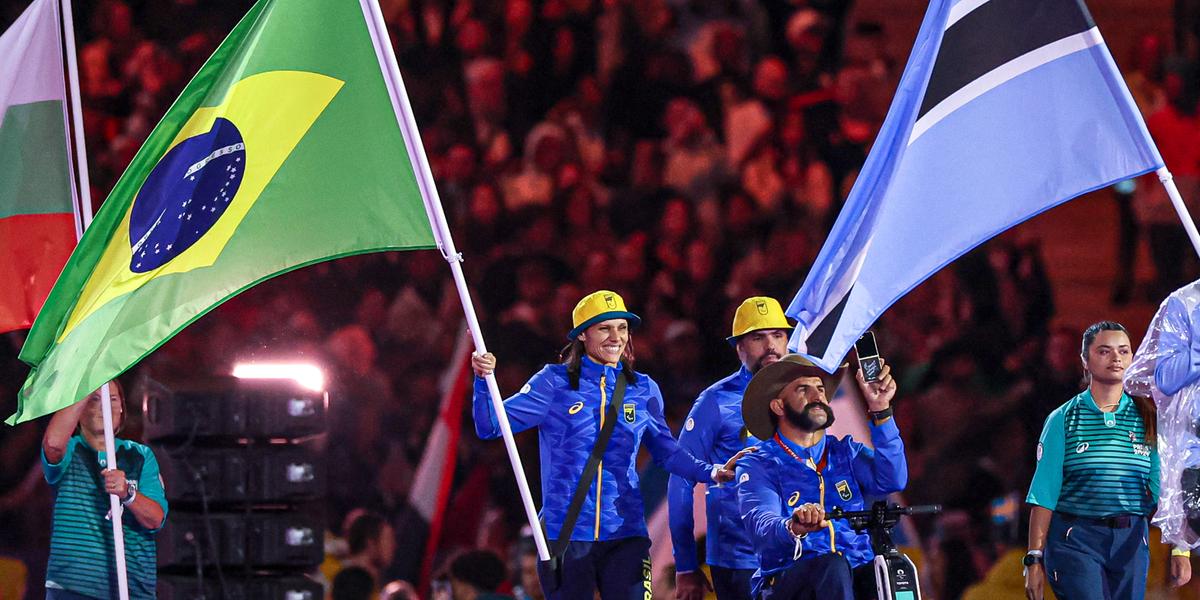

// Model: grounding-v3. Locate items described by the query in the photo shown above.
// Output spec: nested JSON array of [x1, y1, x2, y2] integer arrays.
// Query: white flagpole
[[1156, 167, 1200, 257], [58, 0, 129, 598], [357, 0, 551, 561], [60, 0, 94, 227]]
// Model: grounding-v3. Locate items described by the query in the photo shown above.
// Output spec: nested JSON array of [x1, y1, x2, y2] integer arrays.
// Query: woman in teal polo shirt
[[1024, 321, 1189, 600]]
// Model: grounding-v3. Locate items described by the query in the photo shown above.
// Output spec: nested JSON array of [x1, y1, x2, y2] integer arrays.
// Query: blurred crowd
[[2, 0, 1200, 598]]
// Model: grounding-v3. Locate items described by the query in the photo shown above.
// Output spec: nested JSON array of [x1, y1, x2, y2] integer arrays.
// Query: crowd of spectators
[[0, 0, 1197, 598]]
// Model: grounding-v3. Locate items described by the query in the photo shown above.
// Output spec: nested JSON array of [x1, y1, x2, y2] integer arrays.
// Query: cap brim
[[567, 311, 642, 340], [741, 359, 845, 440], [725, 325, 795, 346]]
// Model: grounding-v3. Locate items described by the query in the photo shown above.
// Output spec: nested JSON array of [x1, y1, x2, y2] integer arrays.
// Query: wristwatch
[[869, 406, 893, 421], [1022, 550, 1044, 567]]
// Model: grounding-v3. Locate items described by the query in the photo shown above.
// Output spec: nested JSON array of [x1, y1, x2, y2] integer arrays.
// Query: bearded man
[[735, 354, 907, 600]]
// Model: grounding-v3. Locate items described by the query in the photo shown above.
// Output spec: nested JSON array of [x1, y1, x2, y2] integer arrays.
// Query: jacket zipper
[[819, 472, 835, 551], [807, 457, 836, 552], [595, 375, 606, 540]]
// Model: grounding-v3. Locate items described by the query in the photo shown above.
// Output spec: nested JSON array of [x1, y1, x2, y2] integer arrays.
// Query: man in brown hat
[[735, 354, 907, 599]]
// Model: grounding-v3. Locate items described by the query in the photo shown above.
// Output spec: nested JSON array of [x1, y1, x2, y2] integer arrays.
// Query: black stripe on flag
[[917, 0, 1095, 119], [801, 288, 852, 360]]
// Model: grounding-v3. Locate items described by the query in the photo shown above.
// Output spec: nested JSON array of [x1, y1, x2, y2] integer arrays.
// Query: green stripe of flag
[[0, 100, 73, 218]]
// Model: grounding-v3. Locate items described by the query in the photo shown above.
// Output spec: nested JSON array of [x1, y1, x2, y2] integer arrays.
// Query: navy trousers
[[756, 553, 855, 600], [536, 536, 652, 600], [711, 565, 754, 600], [1043, 513, 1149, 600], [852, 563, 879, 600]]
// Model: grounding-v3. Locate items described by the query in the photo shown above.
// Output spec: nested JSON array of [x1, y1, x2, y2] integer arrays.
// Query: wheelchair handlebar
[[827, 502, 942, 522]]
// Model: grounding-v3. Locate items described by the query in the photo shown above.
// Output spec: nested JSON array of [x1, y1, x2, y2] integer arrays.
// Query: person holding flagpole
[[40, 380, 167, 600], [471, 290, 745, 600], [1025, 321, 1190, 600], [668, 297, 793, 600]]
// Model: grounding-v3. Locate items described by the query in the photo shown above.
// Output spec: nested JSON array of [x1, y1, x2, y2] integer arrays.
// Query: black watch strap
[[869, 406, 893, 421]]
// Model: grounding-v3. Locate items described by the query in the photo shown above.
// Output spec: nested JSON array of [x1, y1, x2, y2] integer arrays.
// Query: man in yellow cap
[[471, 290, 747, 600], [668, 297, 793, 600]]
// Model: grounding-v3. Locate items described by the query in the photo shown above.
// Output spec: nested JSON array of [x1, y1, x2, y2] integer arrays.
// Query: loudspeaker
[[158, 510, 324, 569], [149, 375, 328, 592], [157, 574, 323, 600], [157, 445, 324, 504], [144, 376, 326, 441]]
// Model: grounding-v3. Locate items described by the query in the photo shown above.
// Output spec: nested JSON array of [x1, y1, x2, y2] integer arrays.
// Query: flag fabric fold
[[787, 0, 1164, 372], [0, 0, 77, 334], [11, 0, 436, 424]]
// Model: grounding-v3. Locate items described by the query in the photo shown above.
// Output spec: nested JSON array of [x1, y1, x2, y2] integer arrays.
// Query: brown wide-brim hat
[[741, 354, 847, 440]]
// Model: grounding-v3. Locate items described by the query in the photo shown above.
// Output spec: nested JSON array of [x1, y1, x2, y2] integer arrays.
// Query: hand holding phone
[[855, 331, 882, 382]]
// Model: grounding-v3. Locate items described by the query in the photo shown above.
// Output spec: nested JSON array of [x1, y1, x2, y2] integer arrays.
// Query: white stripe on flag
[[945, 0, 991, 29], [0, 0, 68, 114], [910, 27, 1104, 145]]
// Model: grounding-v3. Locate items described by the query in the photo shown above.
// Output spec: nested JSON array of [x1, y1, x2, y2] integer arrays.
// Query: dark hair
[[332, 567, 375, 600], [448, 549, 507, 592], [345, 510, 388, 555], [1080, 321, 1155, 443], [559, 337, 637, 390]]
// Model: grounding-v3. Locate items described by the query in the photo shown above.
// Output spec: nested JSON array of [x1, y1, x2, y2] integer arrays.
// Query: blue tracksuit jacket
[[735, 420, 907, 593], [667, 367, 760, 572], [473, 356, 714, 542]]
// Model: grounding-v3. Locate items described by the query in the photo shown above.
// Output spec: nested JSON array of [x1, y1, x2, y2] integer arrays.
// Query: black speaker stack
[[144, 376, 328, 600]]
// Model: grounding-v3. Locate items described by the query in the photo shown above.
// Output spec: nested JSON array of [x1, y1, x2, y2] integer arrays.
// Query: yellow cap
[[569, 290, 642, 339], [727, 297, 793, 344]]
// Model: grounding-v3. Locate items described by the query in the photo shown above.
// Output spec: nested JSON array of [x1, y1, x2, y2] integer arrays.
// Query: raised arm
[[43, 396, 89, 465], [848, 419, 908, 496], [471, 353, 556, 440]]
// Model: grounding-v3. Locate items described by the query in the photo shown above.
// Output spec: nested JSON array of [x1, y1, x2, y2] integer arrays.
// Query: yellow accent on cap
[[728, 297, 794, 344], [568, 290, 642, 339]]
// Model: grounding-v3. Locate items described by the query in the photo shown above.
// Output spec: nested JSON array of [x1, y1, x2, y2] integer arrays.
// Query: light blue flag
[[787, 0, 1163, 372]]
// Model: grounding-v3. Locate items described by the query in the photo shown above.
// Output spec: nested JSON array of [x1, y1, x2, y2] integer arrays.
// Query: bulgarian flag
[[0, 0, 78, 334], [9, 0, 439, 423]]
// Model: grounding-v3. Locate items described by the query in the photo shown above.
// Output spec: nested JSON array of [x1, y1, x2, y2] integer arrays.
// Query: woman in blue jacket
[[471, 290, 738, 600]]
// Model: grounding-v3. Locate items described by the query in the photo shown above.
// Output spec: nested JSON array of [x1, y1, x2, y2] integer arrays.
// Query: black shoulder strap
[[545, 372, 627, 557]]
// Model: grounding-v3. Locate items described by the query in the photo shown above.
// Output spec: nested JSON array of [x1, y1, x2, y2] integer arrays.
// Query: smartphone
[[855, 331, 883, 382]]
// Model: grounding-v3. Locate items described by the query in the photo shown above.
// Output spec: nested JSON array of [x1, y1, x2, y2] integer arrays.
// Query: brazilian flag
[[9, 0, 436, 423]]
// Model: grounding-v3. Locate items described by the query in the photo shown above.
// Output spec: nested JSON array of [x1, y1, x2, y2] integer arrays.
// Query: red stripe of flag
[[0, 213, 75, 333]]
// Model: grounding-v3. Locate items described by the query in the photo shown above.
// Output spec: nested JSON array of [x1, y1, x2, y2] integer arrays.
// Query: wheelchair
[[829, 501, 941, 600]]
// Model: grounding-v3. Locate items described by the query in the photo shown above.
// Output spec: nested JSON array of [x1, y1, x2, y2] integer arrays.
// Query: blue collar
[[580, 355, 621, 379], [735, 365, 753, 383]]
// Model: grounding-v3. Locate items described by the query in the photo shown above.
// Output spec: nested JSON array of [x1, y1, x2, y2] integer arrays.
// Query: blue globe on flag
[[128, 117, 246, 273]]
